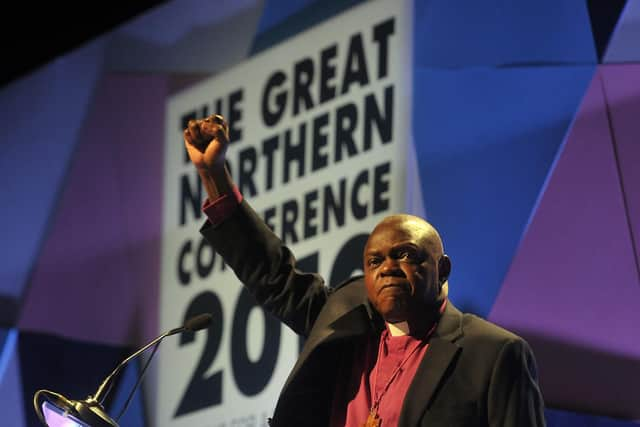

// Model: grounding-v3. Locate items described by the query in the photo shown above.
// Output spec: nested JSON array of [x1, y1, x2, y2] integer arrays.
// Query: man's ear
[[438, 255, 451, 284]]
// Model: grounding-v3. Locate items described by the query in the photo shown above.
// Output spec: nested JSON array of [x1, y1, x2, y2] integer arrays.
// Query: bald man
[[186, 115, 546, 426]]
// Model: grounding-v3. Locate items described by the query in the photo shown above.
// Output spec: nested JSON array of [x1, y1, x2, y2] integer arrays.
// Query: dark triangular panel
[[0, 296, 18, 327], [0, 329, 25, 426], [586, 0, 628, 61]]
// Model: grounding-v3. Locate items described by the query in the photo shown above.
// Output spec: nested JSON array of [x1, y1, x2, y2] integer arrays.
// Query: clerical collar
[[384, 298, 448, 338]]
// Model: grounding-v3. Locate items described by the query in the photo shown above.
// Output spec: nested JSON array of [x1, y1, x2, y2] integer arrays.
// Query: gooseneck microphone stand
[[33, 313, 213, 426]]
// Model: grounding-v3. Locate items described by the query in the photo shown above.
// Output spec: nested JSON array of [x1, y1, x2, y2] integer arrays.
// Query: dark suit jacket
[[202, 201, 546, 426]]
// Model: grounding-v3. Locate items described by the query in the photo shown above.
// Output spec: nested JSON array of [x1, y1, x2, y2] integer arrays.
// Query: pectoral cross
[[362, 409, 381, 427]]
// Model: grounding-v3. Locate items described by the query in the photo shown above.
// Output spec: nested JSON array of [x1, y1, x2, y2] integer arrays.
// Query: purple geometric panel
[[601, 64, 640, 275], [18, 74, 167, 346], [489, 70, 640, 419]]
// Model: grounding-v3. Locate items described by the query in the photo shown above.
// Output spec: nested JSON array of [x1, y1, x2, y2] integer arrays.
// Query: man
[[184, 114, 546, 426]]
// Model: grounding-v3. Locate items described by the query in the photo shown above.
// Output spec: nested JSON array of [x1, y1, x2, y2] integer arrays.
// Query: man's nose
[[380, 257, 404, 276]]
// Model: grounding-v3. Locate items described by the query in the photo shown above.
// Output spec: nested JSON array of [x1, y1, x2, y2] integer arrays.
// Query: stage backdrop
[[157, 1, 413, 425]]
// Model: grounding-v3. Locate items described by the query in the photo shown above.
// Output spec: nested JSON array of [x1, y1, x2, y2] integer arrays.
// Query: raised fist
[[183, 114, 229, 173]]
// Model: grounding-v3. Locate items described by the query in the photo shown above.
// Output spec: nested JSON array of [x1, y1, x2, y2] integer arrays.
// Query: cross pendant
[[363, 409, 381, 427]]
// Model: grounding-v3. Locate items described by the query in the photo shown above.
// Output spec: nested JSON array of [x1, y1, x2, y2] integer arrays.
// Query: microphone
[[33, 313, 213, 426], [180, 313, 213, 334]]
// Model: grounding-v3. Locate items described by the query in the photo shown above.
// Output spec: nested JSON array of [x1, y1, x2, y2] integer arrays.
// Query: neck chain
[[364, 321, 438, 427]]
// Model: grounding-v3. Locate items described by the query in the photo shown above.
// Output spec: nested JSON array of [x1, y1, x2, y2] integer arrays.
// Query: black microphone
[[33, 313, 213, 426], [178, 312, 213, 334]]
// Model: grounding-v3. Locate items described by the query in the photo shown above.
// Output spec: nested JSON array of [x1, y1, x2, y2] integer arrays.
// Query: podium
[[41, 400, 91, 427]]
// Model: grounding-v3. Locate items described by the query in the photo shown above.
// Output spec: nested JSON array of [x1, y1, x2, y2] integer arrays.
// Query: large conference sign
[[158, 1, 413, 425]]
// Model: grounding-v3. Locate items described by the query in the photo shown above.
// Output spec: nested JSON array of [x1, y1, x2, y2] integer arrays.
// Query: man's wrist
[[197, 165, 233, 200], [202, 185, 243, 226]]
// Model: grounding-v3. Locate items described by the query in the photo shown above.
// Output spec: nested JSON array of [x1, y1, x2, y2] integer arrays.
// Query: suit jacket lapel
[[273, 301, 375, 427], [398, 302, 464, 427], [281, 281, 376, 393]]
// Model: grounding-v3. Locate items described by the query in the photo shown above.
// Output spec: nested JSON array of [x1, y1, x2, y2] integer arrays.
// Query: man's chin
[[379, 308, 409, 324], [374, 296, 412, 322]]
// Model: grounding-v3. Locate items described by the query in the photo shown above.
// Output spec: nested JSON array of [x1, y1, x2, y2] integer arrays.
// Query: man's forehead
[[366, 215, 442, 252], [376, 215, 432, 234]]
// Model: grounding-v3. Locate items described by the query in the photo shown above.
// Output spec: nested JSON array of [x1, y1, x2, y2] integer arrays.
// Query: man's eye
[[397, 250, 422, 263], [368, 258, 381, 267]]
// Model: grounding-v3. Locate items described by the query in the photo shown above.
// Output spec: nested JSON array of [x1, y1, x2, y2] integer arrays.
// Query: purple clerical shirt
[[329, 318, 441, 427]]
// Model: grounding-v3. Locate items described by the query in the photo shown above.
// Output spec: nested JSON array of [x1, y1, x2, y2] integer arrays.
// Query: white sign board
[[158, 1, 413, 425]]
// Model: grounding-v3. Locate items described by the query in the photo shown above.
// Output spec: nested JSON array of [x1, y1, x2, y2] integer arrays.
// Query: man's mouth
[[379, 281, 410, 293]]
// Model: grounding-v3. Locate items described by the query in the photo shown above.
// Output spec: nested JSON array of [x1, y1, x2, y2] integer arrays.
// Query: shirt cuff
[[202, 186, 243, 226]]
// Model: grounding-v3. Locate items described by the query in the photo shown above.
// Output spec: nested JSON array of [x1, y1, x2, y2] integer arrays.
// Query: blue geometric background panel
[[0, 42, 105, 323], [109, 360, 147, 427], [413, 65, 595, 317], [413, 0, 597, 67], [257, 0, 318, 33], [603, 0, 640, 63], [252, 0, 365, 54]]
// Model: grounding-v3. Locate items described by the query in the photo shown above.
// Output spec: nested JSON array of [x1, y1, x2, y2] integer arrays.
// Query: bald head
[[368, 214, 444, 258]]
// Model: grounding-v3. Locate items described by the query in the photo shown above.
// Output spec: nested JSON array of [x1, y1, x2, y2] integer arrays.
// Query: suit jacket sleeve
[[200, 200, 329, 337], [487, 337, 546, 426]]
